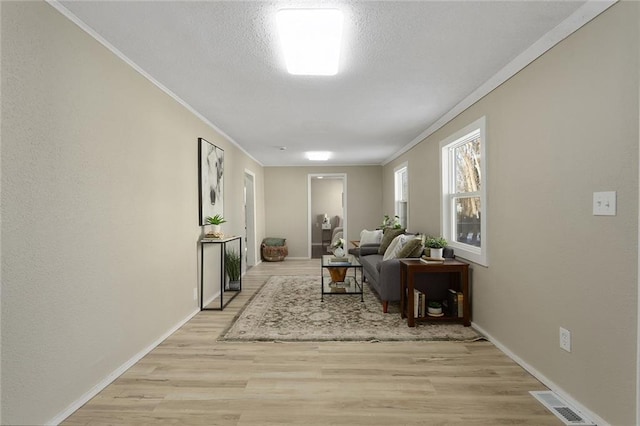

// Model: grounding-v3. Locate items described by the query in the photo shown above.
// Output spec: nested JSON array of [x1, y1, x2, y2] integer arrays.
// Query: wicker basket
[[261, 238, 288, 262]]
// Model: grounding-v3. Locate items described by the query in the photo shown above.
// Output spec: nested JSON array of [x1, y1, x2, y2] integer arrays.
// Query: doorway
[[244, 170, 257, 272], [308, 173, 347, 259]]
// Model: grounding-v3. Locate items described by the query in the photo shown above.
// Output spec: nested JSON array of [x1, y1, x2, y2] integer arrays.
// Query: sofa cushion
[[359, 243, 381, 257], [359, 253, 382, 276], [360, 229, 383, 245], [397, 237, 424, 258], [378, 228, 405, 255], [382, 234, 409, 261]]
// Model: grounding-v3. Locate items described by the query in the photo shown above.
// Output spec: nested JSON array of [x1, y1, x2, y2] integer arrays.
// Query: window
[[394, 163, 408, 229], [440, 117, 487, 266]]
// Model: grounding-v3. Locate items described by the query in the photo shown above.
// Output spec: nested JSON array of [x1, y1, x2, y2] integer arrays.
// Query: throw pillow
[[378, 228, 405, 255], [263, 237, 286, 247], [360, 229, 383, 245], [396, 237, 424, 258], [382, 234, 409, 261]]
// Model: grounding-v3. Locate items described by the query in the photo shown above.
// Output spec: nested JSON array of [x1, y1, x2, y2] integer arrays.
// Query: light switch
[[593, 191, 616, 216]]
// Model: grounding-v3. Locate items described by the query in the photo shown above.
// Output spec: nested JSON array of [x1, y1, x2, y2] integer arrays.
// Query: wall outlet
[[193, 288, 198, 301], [593, 191, 616, 216], [559, 327, 571, 352]]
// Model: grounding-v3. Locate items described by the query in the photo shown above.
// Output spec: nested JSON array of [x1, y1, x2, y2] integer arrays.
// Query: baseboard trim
[[49, 307, 201, 425], [472, 322, 609, 426]]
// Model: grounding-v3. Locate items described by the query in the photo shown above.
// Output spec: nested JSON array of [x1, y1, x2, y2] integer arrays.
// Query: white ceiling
[[54, 1, 612, 166]]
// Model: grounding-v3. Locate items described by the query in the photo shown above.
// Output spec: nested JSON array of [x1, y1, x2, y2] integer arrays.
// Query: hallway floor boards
[[62, 259, 558, 425]]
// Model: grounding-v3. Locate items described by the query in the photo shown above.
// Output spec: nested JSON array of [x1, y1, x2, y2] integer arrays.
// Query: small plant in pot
[[205, 214, 226, 237], [332, 237, 346, 258], [427, 300, 443, 316], [425, 236, 447, 259], [224, 248, 241, 291], [381, 214, 402, 229]]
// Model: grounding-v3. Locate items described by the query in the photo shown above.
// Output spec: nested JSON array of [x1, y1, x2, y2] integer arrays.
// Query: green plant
[[425, 236, 447, 249], [206, 214, 226, 225], [381, 214, 402, 229], [224, 249, 241, 281], [428, 300, 442, 309], [332, 237, 345, 249]]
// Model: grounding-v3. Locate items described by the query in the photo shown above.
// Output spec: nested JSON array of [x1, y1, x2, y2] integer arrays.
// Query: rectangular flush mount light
[[276, 9, 343, 76], [306, 151, 331, 161]]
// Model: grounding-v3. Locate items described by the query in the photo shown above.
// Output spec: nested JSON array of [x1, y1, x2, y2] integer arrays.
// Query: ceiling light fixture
[[306, 151, 331, 161], [276, 9, 343, 76]]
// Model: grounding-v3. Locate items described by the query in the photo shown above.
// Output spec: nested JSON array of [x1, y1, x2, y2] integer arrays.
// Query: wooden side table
[[321, 228, 332, 251], [399, 259, 470, 327]]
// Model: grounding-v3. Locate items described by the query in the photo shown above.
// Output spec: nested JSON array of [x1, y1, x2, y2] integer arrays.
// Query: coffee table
[[321, 254, 364, 302]]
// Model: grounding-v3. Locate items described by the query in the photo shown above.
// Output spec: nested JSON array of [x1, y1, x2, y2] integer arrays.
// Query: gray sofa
[[359, 243, 454, 313]]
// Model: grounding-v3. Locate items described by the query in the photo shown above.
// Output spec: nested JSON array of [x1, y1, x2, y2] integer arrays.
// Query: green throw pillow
[[396, 238, 423, 258], [263, 237, 286, 247], [378, 228, 405, 255]]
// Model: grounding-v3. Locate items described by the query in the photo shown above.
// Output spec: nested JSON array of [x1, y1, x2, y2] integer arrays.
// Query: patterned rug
[[220, 275, 482, 342]]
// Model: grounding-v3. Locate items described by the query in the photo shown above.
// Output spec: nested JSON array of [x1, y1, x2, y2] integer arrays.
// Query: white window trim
[[394, 162, 408, 229], [440, 117, 488, 266]]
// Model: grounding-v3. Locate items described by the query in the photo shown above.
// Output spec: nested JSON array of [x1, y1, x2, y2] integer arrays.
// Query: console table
[[399, 258, 470, 327], [200, 235, 242, 310]]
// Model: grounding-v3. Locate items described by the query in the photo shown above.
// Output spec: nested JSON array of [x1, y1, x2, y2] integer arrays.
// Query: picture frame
[[198, 137, 224, 226]]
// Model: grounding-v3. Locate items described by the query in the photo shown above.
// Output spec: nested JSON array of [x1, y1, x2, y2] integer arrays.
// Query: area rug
[[220, 275, 482, 342]]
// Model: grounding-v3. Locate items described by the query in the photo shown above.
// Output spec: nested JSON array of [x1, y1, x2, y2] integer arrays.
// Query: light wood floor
[[63, 259, 559, 425]]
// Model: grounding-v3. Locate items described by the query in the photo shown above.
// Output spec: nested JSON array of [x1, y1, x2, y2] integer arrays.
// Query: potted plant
[[224, 248, 241, 290], [381, 214, 402, 229], [427, 300, 443, 316], [425, 236, 447, 259], [205, 214, 226, 237], [332, 237, 346, 258]]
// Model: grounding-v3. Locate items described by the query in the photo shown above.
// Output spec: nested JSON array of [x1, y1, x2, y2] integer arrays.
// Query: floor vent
[[530, 391, 596, 425]]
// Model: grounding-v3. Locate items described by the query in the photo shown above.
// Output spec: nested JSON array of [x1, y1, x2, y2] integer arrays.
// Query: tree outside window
[[440, 117, 487, 266], [453, 136, 481, 247]]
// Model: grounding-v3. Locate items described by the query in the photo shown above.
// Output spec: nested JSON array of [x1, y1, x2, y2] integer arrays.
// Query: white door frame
[[244, 169, 257, 270], [307, 173, 347, 259], [636, 90, 640, 425]]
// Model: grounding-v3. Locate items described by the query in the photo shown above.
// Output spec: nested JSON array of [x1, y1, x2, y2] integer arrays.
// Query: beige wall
[[0, 2, 263, 424], [0, 1, 3, 423], [265, 166, 382, 257], [2, 1, 637, 425], [385, 3, 639, 424]]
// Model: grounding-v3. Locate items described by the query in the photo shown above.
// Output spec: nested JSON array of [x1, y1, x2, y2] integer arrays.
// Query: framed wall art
[[198, 137, 224, 226]]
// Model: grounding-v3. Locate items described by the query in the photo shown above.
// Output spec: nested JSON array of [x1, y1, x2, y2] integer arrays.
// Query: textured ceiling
[[55, 1, 608, 166]]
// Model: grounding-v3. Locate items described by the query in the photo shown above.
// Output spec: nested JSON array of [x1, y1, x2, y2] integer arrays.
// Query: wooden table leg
[[407, 270, 415, 327], [462, 265, 470, 326], [400, 263, 407, 319]]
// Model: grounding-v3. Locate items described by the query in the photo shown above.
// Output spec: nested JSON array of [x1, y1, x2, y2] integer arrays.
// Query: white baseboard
[[472, 322, 609, 426], [49, 307, 201, 425]]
